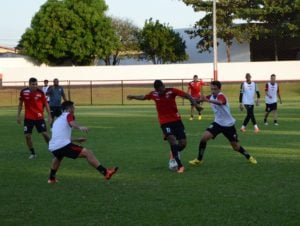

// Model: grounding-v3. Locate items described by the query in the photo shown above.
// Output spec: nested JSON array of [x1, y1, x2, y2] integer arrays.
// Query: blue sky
[[0, 0, 202, 48]]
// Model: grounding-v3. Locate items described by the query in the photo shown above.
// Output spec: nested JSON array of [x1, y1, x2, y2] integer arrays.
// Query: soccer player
[[47, 101, 118, 183], [17, 77, 52, 159], [264, 74, 282, 126], [47, 78, 67, 126], [189, 80, 257, 166], [239, 73, 260, 133], [127, 80, 201, 173], [187, 74, 205, 120], [42, 79, 50, 103]]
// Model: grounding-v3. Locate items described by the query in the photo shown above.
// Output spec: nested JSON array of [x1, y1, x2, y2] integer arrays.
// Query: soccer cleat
[[254, 127, 260, 133], [47, 178, 59, 184], [248, 156, 257, 164], [198, 115, 202, 120], [189, 116, 194, 120], [29, 154, 37, 160], [240, 127, 246, 132], [105, 167, 118, 180], [189, 159, 203, 166], [264, 122, 268, 126], [177, 166, 185, 173], [274, 123, 279, 126]]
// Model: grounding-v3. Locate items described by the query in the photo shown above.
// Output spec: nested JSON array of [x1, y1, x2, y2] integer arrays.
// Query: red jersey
[[19, 88, 48, 120], [188, 80, 205, 98], [145, 88, 185, 124]]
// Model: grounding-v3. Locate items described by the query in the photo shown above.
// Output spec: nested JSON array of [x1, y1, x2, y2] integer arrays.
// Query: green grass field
[[0, 83, 300, 225]]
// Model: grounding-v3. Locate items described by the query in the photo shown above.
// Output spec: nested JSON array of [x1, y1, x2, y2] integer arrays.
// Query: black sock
[[274, 120, 277, 123], [198, 141, 206, 160], [30, 148, 35, 155], [97, 165, 107, 176], [264, 118, 267, 123], [49, 169, 57, 179], [238, 146, 250, 159], [171, 145, 182, 168]]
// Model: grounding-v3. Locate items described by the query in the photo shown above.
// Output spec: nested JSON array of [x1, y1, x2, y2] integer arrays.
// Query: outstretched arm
[[127, 95, 147, 100]]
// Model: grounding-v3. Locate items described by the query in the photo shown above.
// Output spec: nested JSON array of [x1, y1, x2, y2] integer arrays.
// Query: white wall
[[1, 60, 300, 85]]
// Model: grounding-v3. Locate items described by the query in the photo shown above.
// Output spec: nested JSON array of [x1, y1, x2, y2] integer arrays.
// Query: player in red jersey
[[187, 75, 205, 120], [127, 80, 201, 173], [17, 77, 52, 159]]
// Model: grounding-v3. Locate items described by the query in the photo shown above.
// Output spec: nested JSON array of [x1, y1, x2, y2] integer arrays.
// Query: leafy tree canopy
[[139, 18, 188, 64], [18, 0, 119, 66]]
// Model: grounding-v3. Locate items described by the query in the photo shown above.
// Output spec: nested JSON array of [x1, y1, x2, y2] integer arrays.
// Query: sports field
[[0, 83, 299, 225]]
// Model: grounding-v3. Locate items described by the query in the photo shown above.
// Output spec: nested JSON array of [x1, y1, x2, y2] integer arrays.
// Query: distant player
[[239, 73, 260, 133], [42, 79, 50, 103], [17, 77, 52, 159], [264, 74, 282, 126], [189, 80, 257, 166], [48, 100, 118, 183], [47, 78, 67, 126], [187, 75, 205, 120], [127, 80, 201, 173]]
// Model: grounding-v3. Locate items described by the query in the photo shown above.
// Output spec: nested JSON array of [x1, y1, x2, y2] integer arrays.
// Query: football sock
[[30, 148, 35, 155], [97, 165, 107, 176], [264, 118, 267, 123], [49, 169, 57, 179], [274, 120, 277, 124], [198, 141, 206, 160], [171, 145, 182, 167], [238, 146, 250, 159]]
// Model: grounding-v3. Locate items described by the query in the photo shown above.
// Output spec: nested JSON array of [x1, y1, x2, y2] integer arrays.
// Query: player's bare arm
[[16, 99, 23, 124], [127, 95, 146, 100], [184, 93, 203, 112], [69, 120, 89, 133]]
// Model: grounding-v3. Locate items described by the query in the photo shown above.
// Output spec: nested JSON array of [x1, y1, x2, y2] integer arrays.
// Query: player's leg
[[189, 123, 217, 165], [224, 126, 257, 164], [241, 105, 250, 132], [166, 135, 184, 169], [264, 104, 271, 125], [24, 119, 36, 159], [79, 147, 118, 180], [190, 105, 194, 120], [272, 103, 278, 125], [48, 156, 62, 183], [248, 105, 259, 132], [36, 119, 50, 144]]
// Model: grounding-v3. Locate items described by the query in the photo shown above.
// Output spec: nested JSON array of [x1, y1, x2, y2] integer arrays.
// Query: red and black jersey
[[188, 80, 205, 98], [145, 88, 185, 124], [19, 88, 47, 120]]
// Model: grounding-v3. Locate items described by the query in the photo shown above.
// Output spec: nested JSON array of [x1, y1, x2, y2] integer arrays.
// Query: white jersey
[[42, 86, 50, 102], [209, 93, 235, 127], [49, 112, 74, 151], [265, 82, 279, 104], [241, 81, 258, 105]]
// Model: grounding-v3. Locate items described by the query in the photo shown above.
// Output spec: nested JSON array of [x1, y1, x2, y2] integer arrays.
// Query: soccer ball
[[168, 159, 178, 171]]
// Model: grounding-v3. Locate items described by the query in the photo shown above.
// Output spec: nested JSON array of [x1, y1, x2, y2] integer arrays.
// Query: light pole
[[213, 0, 218, 81]]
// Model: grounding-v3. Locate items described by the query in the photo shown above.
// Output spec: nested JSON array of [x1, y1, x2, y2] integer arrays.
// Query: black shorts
[[265, 103, 277, 112], [51, 143, 83, 160], [24, 119, 47, 134], [161, 120, 186, 140], [206, 122, 238, 142], [50, 106, 62, 118]]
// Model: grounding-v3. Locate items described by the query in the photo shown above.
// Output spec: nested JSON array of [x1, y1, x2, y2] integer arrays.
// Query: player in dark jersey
[[127, 80, 201, 173], [17, 77, 52, 159]]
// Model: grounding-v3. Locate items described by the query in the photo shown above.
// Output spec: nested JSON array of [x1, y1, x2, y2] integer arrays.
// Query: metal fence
[[0, 78, 213, 107]]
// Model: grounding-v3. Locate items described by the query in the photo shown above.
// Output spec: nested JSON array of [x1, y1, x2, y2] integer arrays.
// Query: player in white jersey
[[264, 74, 282, 126], [47, 101, 118, 183], [189, 81, 257, 165], [239, 73, 260, 133]]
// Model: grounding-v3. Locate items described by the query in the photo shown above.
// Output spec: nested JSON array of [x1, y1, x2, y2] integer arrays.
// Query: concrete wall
[[1, 60, 299, 85]]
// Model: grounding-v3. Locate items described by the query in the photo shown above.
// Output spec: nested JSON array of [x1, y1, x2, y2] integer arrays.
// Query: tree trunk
[[274, 38, 279, 61], [226, 44, 231, 62]]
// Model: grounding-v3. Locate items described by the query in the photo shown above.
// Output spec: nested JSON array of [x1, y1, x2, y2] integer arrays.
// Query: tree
[[104, 17, 140, 65], [18, 0, 119, 66], [236, 0, 300, 60], [182, 0, 249, 62], [139, 18, 188, 64]]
